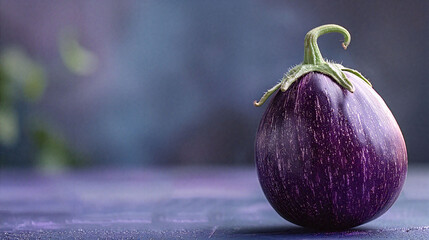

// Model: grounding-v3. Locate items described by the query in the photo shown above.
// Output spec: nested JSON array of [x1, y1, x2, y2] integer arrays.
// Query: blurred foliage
[[31, 122, 86, 170], [0, 47, 46, 102], [0, 47, 45, 146], [59, 30, 98, 76], [0, 31, 96, 169], [0, 107, 18, 146]]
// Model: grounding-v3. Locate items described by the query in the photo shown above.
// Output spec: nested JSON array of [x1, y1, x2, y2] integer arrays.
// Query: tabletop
[[1, 166, 428, 239]]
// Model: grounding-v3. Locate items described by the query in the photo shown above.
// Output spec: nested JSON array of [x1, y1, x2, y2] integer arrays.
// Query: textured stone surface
[[0, 166, 428, 239]]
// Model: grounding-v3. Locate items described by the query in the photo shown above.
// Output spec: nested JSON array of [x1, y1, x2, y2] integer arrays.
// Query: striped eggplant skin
[[255, 72, 407, 230]]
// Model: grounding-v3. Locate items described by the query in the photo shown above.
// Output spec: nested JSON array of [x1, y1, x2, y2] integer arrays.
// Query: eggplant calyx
[[281, 62, 354, 92], [336, 64, 372, 87], [254, 24, 372, 107]]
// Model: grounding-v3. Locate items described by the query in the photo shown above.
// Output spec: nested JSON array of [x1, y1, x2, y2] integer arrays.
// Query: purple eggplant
[[254, 24, 407, 230]]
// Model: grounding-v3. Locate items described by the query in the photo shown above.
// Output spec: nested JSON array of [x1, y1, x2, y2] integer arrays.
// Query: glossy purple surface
[[255, 72, 407, 230]]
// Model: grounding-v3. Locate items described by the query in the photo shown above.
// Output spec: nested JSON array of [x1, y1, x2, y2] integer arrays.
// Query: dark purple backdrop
[[0, 0, 427, 167]]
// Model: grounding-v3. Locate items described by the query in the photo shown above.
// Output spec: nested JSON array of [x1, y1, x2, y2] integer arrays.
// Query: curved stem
[[254, 24, 371, 107], [303, 24, 351, 65]]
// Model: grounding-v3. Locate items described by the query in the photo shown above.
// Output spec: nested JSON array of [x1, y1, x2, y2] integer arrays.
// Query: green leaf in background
[[0, 107, 19, 146], [59, 29, 98, 76], [22, 64, 46, 101], [0, 45, 86, 169], [0, 65, 12, 104], [0, 47, 46, 102], [0, 41, 90, 168], [31, 122, 86, 171]]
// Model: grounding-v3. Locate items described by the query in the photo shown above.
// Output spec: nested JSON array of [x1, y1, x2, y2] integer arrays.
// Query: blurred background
[[0, 0, 427, 171]]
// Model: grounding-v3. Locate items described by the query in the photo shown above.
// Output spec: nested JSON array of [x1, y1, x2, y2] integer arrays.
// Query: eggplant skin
[[255, 72, 407, 230]]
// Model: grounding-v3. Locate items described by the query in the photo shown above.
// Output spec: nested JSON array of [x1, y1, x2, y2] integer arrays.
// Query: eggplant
[[254, 24, 407, 230]]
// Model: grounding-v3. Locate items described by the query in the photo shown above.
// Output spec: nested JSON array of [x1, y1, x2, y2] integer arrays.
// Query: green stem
[[303, 24, 351, 65], [254, 24, 371, 107]]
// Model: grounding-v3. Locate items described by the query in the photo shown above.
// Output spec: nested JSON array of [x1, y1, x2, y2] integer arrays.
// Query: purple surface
[[0, 166, 428, 239], [255, 72, 407, 229]]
